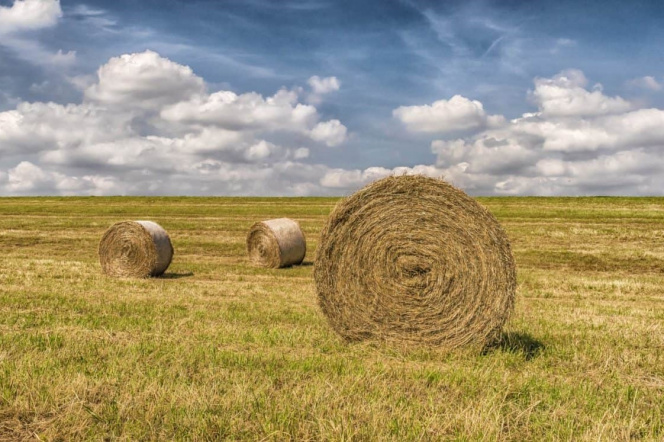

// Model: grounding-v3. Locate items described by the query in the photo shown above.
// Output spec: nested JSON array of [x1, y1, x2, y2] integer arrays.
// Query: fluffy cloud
[[306, 75, 340, 105], [0, 101, 128, 155], [432, 138, 536, 175], [2, 62, 664, 196], [310, 119, 347, 147], [393, 95, 502, 133], [161, 89, 317, 133], [530, 69, 632, 117], [6, 161, 117, 195], [0, 50, 350, 195], [0, 0, 61, 35], [308, 76, 340, 95], [85, 51, 206, 112], [412, 70, 664, 195], [494, 149, 662, 195], [320, 165, 444, 189]]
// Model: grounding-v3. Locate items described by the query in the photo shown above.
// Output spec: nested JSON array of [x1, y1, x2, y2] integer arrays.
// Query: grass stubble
[[0, 196, 663, 440]]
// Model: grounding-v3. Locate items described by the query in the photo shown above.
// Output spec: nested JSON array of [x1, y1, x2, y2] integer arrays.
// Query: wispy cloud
[[0, 35, 76, 68], [66, 4, 118, 33], [239, 0, 332, 11], [0, 0, 73, 69]]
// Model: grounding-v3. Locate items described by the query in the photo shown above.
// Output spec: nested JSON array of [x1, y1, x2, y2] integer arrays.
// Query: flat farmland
[[1, 196, 663, 441]]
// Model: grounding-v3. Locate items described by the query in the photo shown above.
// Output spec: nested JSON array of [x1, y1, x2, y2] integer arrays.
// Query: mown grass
[[0, 196, 663, 441]]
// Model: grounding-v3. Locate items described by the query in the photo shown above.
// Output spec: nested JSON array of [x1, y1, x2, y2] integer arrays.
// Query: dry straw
[[98, 221, 173, 278], [314, 175, 516, 349], [247, 218, 306, 268]]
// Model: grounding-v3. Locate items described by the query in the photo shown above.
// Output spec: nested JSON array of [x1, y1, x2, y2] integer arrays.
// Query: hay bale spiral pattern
[[314, 175, 516, 348], [98, 221, 173, 278], [247, 218, 306, 268]]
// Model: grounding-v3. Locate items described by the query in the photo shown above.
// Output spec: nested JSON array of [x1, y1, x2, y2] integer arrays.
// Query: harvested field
[[1, 196, 663, 440]]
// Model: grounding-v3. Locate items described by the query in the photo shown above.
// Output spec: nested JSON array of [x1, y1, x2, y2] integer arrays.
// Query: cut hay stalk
[[314, 175, 516, 349], [247, 218, 306, 268], [98, 221, 173, 278]]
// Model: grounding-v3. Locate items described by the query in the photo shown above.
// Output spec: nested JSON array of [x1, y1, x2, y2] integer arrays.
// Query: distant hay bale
[[98, 221, 173, 278], [314, 175, 516, 349], [247, 218, 306, 268]]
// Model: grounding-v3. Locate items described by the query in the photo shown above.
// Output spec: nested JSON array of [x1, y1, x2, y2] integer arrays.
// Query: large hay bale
[[247, 218, 306, 268], [98, 221, 173, 278], [314, 175, 516, 348]]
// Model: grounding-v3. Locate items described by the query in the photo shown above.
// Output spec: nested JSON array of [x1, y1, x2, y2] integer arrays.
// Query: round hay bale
[[98, 221, 173, 278], [314, 175, 516, 349], [247, 218, 306, 268]]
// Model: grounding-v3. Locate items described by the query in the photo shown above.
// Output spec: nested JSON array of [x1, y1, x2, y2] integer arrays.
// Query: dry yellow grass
[[0, 196, 663, 440]]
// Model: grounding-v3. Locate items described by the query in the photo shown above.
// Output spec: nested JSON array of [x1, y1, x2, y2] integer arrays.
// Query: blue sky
[[1, 0, 664, 195]]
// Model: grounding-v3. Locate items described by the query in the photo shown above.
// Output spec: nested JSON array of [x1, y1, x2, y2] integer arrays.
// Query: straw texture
[[98, 220, 173, 278], [247, 218, 306, 268], [314, 175, 516, 348]]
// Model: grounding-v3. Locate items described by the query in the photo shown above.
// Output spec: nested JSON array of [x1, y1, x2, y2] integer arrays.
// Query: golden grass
[[0, 196, 663, 441]]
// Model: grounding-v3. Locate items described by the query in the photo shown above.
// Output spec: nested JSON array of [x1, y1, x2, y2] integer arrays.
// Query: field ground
[[1, 196, 663, 441]]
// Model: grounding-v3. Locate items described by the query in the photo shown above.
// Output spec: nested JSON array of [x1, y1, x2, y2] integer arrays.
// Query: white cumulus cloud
[[417, 70, 664, 195], [6, 161, 117, 195], [393, 95, 496, 133], [0, 0, 61, 35], [306, 75, 340, 105], [3, 64, 664, 196], [320, 165, 444, 189], [0, 50, 350, 196], [161, 89, 318, 133], [310, 119, 347, 146], [85, 51, 206, 112], [530, 69, 632, 117], [308, 76, 340, 94]]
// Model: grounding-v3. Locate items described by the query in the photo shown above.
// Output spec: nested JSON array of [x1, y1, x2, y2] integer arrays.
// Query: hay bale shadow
[[160, 272, 194, 279], [483, 331, 544, 360]]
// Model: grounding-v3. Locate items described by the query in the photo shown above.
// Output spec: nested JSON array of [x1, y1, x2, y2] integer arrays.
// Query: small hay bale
[[314, 175, 516, 349], [247, 218, 306, 268], [98, 221, 173, 278]]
